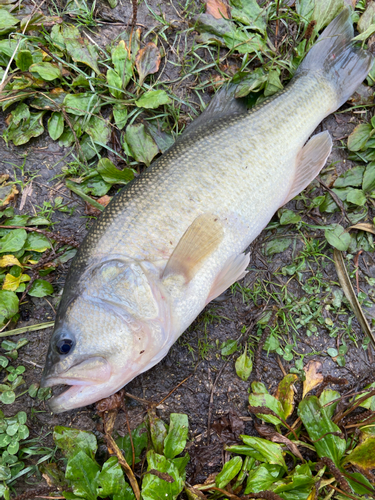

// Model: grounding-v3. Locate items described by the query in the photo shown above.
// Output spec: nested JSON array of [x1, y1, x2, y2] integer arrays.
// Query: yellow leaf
[[303, 360, 323, 398], [0, 255, 22, 267], [2, 273, 30, 291]]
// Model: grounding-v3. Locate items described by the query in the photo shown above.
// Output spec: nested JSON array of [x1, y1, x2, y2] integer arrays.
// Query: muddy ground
[[1, 0, 375, 494]]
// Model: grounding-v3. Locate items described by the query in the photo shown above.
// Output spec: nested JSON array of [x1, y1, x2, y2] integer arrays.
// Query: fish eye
[[56, 339, 73, 355]]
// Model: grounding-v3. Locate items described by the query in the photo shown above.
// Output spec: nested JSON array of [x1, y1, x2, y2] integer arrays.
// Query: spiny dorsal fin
[[281, 131, 332, 206], [178, 83, 247, 142], [206, 252, 250, 305], [163, 213, 224, 282]]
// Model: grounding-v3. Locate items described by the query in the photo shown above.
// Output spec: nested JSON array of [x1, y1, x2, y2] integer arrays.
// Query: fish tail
[[296, 8, 373, 108]]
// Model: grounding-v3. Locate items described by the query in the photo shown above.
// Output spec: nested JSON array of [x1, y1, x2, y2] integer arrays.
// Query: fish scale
[[41, 9, 374, 412]]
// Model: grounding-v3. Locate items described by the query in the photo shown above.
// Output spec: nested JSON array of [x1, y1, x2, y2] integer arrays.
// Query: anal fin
[[163, 213, 224, 283], [281, 131, 332, 206], [206, 252, 250, 305]]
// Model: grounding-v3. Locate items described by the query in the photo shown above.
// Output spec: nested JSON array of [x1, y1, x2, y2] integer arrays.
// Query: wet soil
[[1, 0, 375, 493]]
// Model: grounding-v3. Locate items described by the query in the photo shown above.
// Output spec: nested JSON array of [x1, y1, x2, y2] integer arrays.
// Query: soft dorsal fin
[[163, 214, 224, 282], [206, 252, 250, 305], [178, 83, 247, 142], [281, 131, 332, 206]]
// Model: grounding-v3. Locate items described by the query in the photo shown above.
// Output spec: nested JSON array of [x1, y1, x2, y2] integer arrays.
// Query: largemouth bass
[[41, 9, 373, 412]]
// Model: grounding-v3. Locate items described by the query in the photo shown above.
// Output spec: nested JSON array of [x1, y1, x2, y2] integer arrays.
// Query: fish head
[[41, 259, 171, 413]]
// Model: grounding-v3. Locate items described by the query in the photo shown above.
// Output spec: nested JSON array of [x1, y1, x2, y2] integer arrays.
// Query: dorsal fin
[[162, 213, 224, 283], [178, 82, 247, 141], [281, 131, 332, 206]]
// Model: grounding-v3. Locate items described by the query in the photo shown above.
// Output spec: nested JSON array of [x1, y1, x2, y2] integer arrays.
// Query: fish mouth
[[41, 356, 113, 413]]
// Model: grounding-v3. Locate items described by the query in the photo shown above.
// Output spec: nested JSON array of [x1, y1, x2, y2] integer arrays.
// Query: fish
[[41, 8, 373, 413]]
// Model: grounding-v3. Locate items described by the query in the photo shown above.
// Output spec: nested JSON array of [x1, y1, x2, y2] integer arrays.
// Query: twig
[[122, 401, 135, 470], [317, 177, 350, 224], [207, 360, 230, 444], [103, 410, 141, 500], [154, 374, 192, 407]]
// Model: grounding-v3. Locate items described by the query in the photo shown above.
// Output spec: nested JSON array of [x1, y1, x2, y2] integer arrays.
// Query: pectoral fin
[[206, 252, 250, 304], [163, 213, 224, 282], [281, 131, 332, 206]]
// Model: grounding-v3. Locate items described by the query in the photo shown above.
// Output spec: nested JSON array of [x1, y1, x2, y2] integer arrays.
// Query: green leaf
[[113, 104, 128, 130], [0, 229, 27, 252], [79, 175, 111, 197], [63, 93, 100, 116], [0, 291, 18, 321], [264, 69, 283, 97], [279, 209, 301, 225], [345, 437, 375, 470], [135, 90, 171, 109], [244, 464, 284, 494], [80, 134, 101, 160], [347, 189, 367, 206], [146, 121, 175, 153], [221, 339, 238, 355], [298, 396, 346, 465], [324, 224, 350, 251], [97, 158, 134, 185], [124, 123, 159, 166], [15, 50, 33, 71], [334, 166, 365, 188], [345, 472, 375, 496], [5, 108, 45, 146], [0, 9, 18, 33], [225, 444, 264, 461], [84, 115, 111, 145], [319, 389, 340, 420], [111, 40, 132, 86], [164, 413, 189, 459], [0, 391, 15, 404], [149, 412, 168, 455], [56, 24, 100, 74], [363, 162, 375, 192], [230, 0, 267, 34], [235, 345, 253, 381], [53, 426, 97, 459], [0, 465, 11, 481], [7, 440, 19, 455], [142, 450, 184, 500], [234, 68, 267, 98], [28, 279, 54, 297], [347, 123, 372, 152], [248, 392, 285, 426], [326, 347, 338, 357], [264, 238, 292, 256], [18, 424, 29, 440], [65, 450, 100, 500], [354, 382, 375, 411], [29, 62, 61, 81], [215, 456, 242, 489], [24, 232, 51, 252], [48, 112, 64, 140], [116, 422, 148, 466], [107, 68, 123, 98], [240, 436, 286, 469], [97, 456, 134, 499]]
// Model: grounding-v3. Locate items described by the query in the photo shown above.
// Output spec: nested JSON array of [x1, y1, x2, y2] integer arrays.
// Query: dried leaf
[[135, 43, 161, 86], [344, 437, 375, 471], [303, 360, 323, 398], [333, 248, 375, 348], [0, 184, 18, 206], [205, 0, 230, 19], [349, 223, 375, 235], [253, 422, 304, 461]]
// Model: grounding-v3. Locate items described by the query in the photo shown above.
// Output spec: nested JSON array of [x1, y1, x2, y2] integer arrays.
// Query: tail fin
[[296, 8, 374, 108]]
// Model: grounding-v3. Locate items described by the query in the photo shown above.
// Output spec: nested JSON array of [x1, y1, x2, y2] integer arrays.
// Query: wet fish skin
[[41, 9, 373, 412]]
